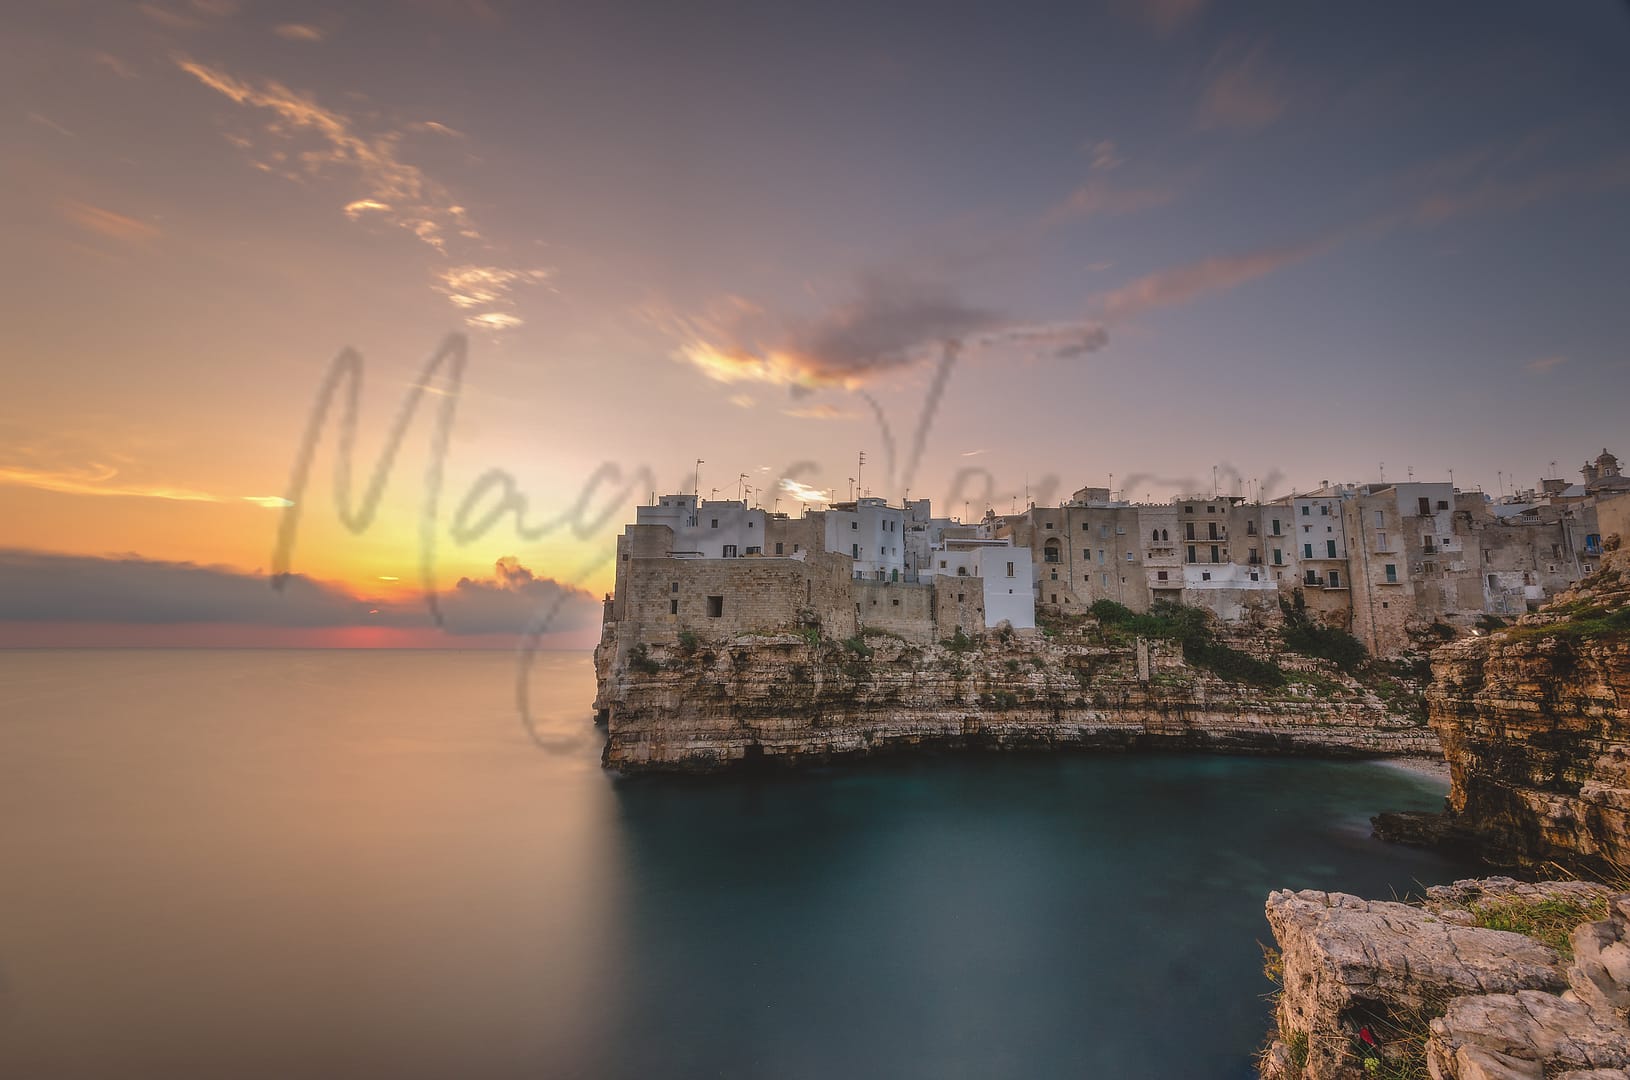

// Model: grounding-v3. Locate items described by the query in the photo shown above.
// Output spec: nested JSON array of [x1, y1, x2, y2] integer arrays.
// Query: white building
[[635, 495, 779, 559], [921, 537, 1035, 630], [821, 497, 908, 581]]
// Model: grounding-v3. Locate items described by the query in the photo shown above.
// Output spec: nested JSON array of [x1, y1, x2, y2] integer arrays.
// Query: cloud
[[782, 404, 861, 421], [273, 23, 325, 42], [434, 264, 553, 318], [27, 112, 79, 139], [92, 51, 138, 79], [779, 478, 832, 504], [1088, 139, 1123, 172], [0, 551, 600, 636], [673, 278, 1003, 388], [1526, 355, 1568, 375], [727, 393, 755, 408], [176, 57, 477, 253], [59, 199, 160, 242], [1414, 154, 1630, 224], [974, 322, 1109, 359], [466, 312, 524, 331], [1093, 236, 1331, 320], [1196, 42, 1288, 132], [1045, 179, 1175, 224], [1117, 0, 1208, 35]]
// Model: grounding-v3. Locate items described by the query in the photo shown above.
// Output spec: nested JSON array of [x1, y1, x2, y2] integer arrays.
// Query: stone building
[[607, 494, 1035, 649]]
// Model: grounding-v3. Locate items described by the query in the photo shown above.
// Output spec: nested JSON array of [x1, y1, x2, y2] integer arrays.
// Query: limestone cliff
[[1260, 877, 1630, 1080], [594, 617, 1438, 772], [1427, 544, 1630, 873]]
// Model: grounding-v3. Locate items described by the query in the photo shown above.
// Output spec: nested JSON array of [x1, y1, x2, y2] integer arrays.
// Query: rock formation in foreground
[[593, 611, 1439, 772], [1425, 543, 1630, 873], [1260, 877, 1630, 1079]]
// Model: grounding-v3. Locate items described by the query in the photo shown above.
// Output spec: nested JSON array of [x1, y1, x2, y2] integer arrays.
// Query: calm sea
[[0, 649, 1478, 1079]]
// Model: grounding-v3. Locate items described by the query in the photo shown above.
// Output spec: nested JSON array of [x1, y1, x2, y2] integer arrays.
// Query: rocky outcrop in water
[[593, 621, 1438, 772], [1260, 877, 1630, 1080], [1426, 545, 1630, 873]]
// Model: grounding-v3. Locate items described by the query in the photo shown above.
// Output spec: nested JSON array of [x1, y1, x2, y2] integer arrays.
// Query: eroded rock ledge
[[1425, 545, 1630, 873], [593, 624, 1438, 772], [1260, 877, 1630, 1080]]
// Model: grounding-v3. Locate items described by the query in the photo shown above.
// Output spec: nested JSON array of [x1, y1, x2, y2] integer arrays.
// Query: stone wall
[[854, 580, 936, 643]]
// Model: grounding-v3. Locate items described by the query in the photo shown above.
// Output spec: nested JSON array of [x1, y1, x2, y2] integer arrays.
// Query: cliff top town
[[608, 448, 1627, 660]]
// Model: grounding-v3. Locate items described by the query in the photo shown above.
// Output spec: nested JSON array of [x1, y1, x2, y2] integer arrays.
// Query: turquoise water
[[0, 650, 1476, 1079]]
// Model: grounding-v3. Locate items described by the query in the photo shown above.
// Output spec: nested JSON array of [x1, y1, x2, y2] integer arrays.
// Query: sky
[[2, 0, 1628, 648]]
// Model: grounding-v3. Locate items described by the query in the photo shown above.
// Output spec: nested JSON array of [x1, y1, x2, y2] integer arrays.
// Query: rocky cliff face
[[1427, 545, 1630, 873], [1260, 877, 1630, 1080], [594, 622, 1438, 772]]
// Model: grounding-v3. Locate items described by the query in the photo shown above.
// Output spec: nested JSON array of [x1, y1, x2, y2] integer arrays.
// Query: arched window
[[1152, 529, 1159, 542]]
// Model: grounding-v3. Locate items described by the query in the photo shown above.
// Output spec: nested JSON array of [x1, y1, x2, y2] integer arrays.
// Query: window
[[1384, 564, 1398, 583], [669, 599, 679, 614], [1303, 543, 1313, 559], [710, 518, 719, 529], [1206, 506, 1215, 514], [1157, 570, 1169, 581], [1326, 539, 1337, 558], [722, 544, 737, 558], [1083, 549, 1091, 559], [1185, 523, 1196, 540], [1272, 519, 1281, 535], [1210, 545, 1220, 563], [1423, 562, 1436, 574], [670, 581, 679, 593], [1201, 571, 1211, 581], [1301, 506, 1310, 516], [957, 566, 968, 576], [852, 543, 859, 558], [851, 521, 858, 530], [1437, 500, 1448, 510], [1207, 522, 1219, 540], [1045, 522, 1053, 530], [1377, 532, 1388, 551], [1101, 573, 1110, 587], [1098, 549, 1106, 563], [1319, 505, 1329, 516], [1050, 569, 1058, 581], [1160, 529, 1169, 541], [1186, 505, 1195, 514], [1187, 545, 1197, 563], [940, 560, 947, 569], [706, 595, 724, 617], [1273, 549, 1282, 565], [1247, 520, 1257, 535], [1374, 511, 1384, 527], [1006, 561, 1015, 577], [1305, 570, 1319, 585], [774, 542, 783, 555], [1328, 570, 1340, 588], [793, 544, 800, 553], [1126, 552, 1134, 561]]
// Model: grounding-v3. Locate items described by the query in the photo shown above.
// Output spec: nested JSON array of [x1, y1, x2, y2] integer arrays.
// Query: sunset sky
[[2, 0, 1628, 648]]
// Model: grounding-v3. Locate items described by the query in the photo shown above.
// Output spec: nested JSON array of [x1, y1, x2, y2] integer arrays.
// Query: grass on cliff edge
[[1465, 894, 1610, 960], [1501, 603, 1630, 645], [1087, 599, 1288, 689]]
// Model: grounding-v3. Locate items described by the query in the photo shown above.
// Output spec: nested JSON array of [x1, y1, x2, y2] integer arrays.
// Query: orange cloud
[[1526, 355, 1568, 375], [176, 57, 477, 252], [59, 199, 160, 242]]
